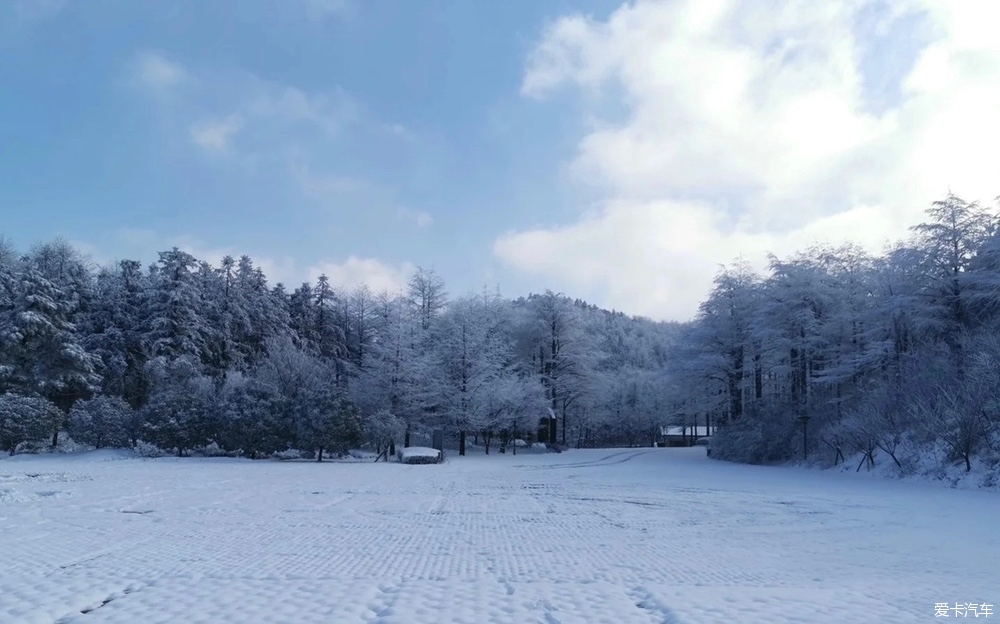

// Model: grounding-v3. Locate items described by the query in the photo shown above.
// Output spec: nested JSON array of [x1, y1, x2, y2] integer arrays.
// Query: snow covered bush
[[0, 394, 59, 454], [67, 395, 132, 449], [133, 440, 167, 458], [192, 441, 228, 457], [272, 448, 306, 461]]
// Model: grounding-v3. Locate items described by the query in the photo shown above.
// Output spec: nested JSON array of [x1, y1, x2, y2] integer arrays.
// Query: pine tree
[[144, 248, 211, 363], [0, 265, 100, 445], [84, 260, 150, 408]]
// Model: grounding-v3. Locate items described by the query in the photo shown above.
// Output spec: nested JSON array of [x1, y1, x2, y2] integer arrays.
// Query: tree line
[[675, 194, 1000, 481], [0, 242, 679, 458], [5, 193, 995, 480]]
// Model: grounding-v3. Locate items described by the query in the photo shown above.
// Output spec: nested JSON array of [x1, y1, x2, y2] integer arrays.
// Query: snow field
[[0, 448, 997, 623]]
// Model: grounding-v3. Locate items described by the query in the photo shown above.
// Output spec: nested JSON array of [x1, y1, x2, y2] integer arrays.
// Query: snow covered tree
[[347, 284, 376, 370], [297, 385, 362, 461], [215, 374, 287, 458], [231, 255, 287, 368], [0, 265, 100, 444], [358, 291, 432, 446], [84, 260, 150, 408], [0, 243, 18, 388], [679, 260, 761, 425], [144, 248, 210, 363], [480, 372, 546, 454], [408, 266, 447, 331], [433, 290, 515, 455], [362, 409, 404, 458], [909, 194, 997, 378], [68, 395, 132, 449], [0, 394, 59, 453], [141, 356, 216, 456], [519, 291, 595, 446]]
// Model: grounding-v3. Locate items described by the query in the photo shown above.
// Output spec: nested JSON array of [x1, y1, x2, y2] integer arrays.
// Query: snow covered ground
[[1, 448, 996, 623]]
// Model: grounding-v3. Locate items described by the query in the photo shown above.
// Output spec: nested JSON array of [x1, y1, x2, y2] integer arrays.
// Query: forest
[[0, 239, 679, 459], [2, 193, 999, 483], [680, 193, 1000, 481]]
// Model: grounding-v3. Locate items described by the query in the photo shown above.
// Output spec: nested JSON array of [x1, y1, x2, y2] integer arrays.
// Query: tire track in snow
[[534, 449, 656, 470]]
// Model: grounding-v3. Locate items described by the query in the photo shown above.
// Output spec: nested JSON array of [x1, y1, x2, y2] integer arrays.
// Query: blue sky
[[1, 0, 618, 298], [3, 1, 999, 320]]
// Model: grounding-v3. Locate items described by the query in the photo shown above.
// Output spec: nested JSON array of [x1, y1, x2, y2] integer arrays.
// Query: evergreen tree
[[145, 248, 210, 363], [0, 265, 100, 445]]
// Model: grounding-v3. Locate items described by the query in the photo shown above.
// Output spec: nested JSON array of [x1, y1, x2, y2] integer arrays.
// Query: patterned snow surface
[[0, 448, 996, 623]]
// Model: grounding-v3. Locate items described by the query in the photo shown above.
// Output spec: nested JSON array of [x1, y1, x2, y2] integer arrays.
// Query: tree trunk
[[754, 353, 763, 400], [459, 430, 466, 456], [317, 446, 324, 462]]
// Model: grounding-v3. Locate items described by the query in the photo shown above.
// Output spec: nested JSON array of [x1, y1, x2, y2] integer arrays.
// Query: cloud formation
[[122, 51, 424, 296], [498, 0, 1000, 321], [134, 51, 188, 91], [132, 50, 359, 159], [307, 256, 415, 293], [396, 206, 433, 229]]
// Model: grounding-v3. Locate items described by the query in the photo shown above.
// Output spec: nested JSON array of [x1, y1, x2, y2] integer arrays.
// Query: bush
[[273, 448, 307, 461], [133, 440, 167, 458]]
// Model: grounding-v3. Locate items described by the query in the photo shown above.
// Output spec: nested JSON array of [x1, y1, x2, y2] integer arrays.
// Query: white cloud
[[190, 116, 244, 152], [307, 256, 415, 294], [397, 206, 433, 229], [134, 51, 187, 91], [132, 51, 356, 155], [384, 122, 416, 141], [499, 0, 1000, 321], [184, 80, 356, 154], [242, 84, 357, 137]]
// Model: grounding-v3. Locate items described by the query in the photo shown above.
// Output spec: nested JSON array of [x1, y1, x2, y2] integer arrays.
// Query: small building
[[659, 425, 716, 447]]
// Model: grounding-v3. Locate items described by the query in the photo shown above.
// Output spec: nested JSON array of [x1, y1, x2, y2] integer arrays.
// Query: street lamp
[[798, 415, 810, 461]]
